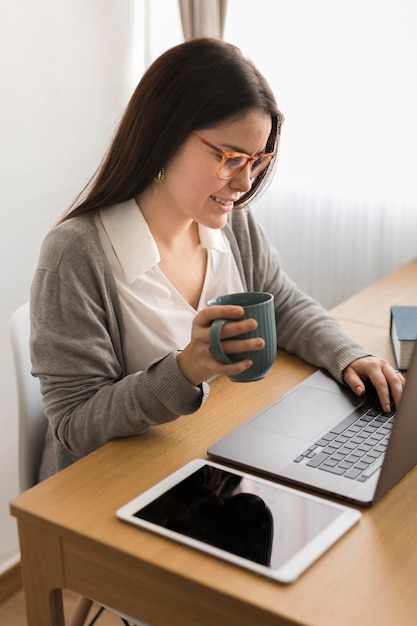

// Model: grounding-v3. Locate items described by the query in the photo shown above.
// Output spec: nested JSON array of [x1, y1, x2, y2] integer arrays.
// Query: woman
[[30, 38, 404, 480]]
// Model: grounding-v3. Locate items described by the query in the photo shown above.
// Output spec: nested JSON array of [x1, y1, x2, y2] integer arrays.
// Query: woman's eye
[[227, 156, 245, 168]]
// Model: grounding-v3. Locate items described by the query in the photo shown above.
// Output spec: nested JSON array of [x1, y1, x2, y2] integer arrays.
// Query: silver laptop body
[[208, 345, 417, 506]]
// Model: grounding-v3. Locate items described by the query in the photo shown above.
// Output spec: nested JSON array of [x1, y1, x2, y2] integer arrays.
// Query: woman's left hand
[[343, 356, 406, 413]]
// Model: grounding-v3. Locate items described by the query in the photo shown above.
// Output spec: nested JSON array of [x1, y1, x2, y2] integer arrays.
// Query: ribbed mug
[[208, 292, 276, 382]]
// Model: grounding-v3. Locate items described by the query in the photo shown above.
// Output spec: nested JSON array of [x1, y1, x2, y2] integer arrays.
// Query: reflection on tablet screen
[[133, 464, 343, 570]]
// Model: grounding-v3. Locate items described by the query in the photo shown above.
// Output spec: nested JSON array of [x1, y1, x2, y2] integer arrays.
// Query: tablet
[[116, 459, 361, 583]]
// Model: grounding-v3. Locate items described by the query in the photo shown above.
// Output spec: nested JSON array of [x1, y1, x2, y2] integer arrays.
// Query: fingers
[[197, 304, 245, 326], [369, 365, 401, 414], [344, 357, 406, 413], [385, 366, 406, 408], [178, 339, 254, 386], [208, 356, 254, 378], [196, 305, 262, 347], [205, 308, 265, 358], [178, 306, 266, 386]]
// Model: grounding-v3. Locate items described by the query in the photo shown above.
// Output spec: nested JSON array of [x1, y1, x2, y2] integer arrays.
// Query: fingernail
[[356, 385, 364, 395]]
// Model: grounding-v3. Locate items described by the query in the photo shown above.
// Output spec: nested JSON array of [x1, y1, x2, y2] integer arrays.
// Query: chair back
[[9, 303, 147, 626], [9, 302, 47, 492]]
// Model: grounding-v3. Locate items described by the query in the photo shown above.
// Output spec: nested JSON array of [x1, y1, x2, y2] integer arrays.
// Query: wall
[[226, 0, 417, 206], [224, 0, 417, 308], [254, 186, 416, 309], [0, 0, 141, 575], [0, 0, 184, 578]]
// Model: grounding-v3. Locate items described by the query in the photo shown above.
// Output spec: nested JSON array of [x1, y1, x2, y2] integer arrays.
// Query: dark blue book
[[390, 306, 417, 370]]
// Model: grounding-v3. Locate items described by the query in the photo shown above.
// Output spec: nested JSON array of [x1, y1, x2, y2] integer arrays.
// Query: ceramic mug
[[207, 292, 276, 382]]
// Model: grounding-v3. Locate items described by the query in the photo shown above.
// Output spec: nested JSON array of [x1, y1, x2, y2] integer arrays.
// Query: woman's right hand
[[177, 305, 265, 386]]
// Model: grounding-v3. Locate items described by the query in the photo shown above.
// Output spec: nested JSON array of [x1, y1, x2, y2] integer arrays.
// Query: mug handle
[[209, 319, 234, 364]]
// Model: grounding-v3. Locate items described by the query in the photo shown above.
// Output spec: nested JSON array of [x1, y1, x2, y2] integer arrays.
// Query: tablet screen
[[117, 459, 361, 582]]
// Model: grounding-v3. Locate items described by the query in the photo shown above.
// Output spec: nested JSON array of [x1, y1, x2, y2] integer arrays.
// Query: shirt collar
[[99, 199, 229, 283]]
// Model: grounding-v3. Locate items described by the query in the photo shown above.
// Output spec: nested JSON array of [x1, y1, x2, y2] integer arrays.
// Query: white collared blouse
[[96, 199, 244, 374]]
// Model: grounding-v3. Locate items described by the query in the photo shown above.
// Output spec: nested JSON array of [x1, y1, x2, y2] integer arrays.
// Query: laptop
[[208, 344, 417, 506]]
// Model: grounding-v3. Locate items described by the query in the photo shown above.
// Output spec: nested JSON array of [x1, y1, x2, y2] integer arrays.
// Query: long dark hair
[[62, 38, 284, 221]]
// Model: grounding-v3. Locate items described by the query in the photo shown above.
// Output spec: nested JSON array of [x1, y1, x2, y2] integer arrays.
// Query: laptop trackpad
[[249, 385, 356, 442]]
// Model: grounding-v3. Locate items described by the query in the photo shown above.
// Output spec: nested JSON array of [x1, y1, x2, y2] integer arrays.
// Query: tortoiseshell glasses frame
[[191, 132, 277, 180]]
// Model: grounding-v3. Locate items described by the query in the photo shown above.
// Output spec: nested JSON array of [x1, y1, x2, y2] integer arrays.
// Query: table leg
[[17, 520, 66, 626]]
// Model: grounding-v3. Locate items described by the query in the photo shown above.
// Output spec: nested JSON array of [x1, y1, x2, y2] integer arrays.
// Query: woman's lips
[[211, 194, 238, 211]]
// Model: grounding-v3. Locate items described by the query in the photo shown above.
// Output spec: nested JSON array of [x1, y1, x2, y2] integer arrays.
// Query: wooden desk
[[10, 260, 417, 626], [332, 257, 417, 328]]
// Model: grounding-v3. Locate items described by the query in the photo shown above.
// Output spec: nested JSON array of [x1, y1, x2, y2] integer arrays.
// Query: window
[[225, 0, 417, 204]]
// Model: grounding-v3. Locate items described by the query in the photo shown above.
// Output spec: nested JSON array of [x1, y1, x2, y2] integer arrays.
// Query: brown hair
[[62, 38, 284, 221]]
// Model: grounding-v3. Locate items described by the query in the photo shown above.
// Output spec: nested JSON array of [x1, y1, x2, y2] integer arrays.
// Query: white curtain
[[178, 0, 228, 40]]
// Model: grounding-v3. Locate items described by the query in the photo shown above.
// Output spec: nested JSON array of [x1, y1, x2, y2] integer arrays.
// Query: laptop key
[[319, 465, 346, 475], [327, 440, 344, 449], [338, 460, 354, 469], [335, 435, 349, 444], [346, 453, 362, 463], [354, 461, 369, 470], [361, 456, 384, 478], [321, 432, 337, 441], [329, 410, 365, 435], [321, 457, 339, 467], [306, 451, 330, 468], [345, 467, 363, 479], [344, 442, 357, 450], [338, 446, 352, 455], [355, 432, 369, 440], [367, 449, 383, 459], [322, 446, 338, 454], [329, 452, 345, 462]]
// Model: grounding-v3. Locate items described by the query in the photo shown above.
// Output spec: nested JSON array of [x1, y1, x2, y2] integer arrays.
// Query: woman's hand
[[343, 356, 406, 413], [177, 305, 265, 386]]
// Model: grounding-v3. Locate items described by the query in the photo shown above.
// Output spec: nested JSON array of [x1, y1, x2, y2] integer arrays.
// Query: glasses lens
[[219, 155, 248, 179], [250, 155, 273, 176], [219, 155, 273, 179]]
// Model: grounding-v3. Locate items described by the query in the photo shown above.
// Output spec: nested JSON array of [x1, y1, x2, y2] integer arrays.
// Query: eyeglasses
[[191, 132, 276, 180]]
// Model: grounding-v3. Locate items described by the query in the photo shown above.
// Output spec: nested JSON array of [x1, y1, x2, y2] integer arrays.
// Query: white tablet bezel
[[116, 459, 361, 583]]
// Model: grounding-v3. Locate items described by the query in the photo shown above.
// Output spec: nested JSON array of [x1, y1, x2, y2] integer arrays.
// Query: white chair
[[10, 302, 148, 626]]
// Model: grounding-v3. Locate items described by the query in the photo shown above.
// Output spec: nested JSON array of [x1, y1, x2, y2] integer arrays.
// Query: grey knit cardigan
[[30, 206, 368, 479]]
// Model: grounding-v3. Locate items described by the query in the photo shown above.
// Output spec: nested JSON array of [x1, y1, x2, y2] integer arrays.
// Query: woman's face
[[159, 110, 272, 230]]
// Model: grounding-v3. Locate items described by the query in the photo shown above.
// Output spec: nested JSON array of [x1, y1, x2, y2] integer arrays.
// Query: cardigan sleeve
[[225, 208, 369, 382], [30, 220, 208, 473]]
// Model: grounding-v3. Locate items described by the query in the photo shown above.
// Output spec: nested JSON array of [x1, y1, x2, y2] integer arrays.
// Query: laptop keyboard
[[293, 399, 396, 481]]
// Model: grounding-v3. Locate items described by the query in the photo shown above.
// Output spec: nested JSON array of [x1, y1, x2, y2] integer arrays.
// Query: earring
[[154, 167, 165, 182]]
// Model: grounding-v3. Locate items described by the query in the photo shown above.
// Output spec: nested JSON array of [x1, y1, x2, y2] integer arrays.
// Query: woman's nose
[[229, 163, 253, 193]]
